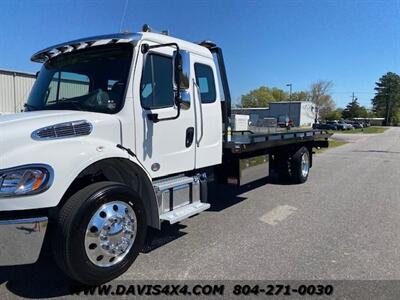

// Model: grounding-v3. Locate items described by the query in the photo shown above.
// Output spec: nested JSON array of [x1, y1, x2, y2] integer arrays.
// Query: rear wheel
[[289, 147, 310, 184], [52, 182, 147, 285]]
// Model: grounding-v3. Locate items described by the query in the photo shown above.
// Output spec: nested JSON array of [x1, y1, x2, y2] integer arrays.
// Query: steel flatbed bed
[[224, 129, 332, 154]]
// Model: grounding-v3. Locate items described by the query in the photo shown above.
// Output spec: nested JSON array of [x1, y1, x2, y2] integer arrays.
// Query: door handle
[[186, 127, 194, 148]]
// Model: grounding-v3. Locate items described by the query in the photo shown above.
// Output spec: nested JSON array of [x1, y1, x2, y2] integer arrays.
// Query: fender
[[61, 157, 160, 229]]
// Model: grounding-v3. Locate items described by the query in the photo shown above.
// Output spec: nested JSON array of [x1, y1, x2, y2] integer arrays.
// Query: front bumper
[[0, 217, 48, 266]]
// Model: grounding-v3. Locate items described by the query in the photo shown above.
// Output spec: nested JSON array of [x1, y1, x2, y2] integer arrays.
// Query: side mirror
[[173, 50, 190, 91], [172, 50, 190, 110]]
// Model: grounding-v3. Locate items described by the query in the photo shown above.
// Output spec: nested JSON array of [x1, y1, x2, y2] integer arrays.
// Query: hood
[[0, 110, 122, 166], [0, 110, 104, 125]]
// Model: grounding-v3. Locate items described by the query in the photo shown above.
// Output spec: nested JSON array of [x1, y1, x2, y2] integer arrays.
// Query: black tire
[[289, 147, 310, 184], [52, 182, 147, 285]]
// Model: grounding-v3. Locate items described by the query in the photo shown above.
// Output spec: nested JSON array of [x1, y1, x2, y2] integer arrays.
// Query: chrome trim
[[0, 217, 48, 266], [173, 50, 190, 90], [179, 90, 191, 110], [0, 217, 48, 225], [301, 152, 310, 178], [0, 164, 54, 198], [31, 120, 93, 140], [84, 201, 137, 268]]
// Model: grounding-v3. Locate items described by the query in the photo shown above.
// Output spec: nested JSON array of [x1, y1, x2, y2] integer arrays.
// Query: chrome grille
[[31, 120, 92, 140]]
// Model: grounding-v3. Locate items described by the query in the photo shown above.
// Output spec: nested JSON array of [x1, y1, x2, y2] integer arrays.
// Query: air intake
[[31, 120, 93, 140]]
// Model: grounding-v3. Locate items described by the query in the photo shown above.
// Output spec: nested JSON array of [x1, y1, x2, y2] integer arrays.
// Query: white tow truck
[[0, 26, 330, 285]]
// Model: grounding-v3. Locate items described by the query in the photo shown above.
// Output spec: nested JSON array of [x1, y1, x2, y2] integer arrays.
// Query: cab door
[[133, 43, 195, 178], [191, 54, 222, 168]]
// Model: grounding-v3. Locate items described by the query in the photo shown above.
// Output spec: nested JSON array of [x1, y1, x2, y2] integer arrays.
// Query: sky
[[0, 0, 399, 108]]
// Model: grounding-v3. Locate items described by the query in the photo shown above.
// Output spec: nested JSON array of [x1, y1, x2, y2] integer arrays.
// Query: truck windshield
[[26, 44, 133, 114]]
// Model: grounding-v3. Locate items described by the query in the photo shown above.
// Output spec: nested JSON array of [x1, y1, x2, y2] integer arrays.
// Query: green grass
[[328, 126, 388, 135], [316, 139, 348, 153]]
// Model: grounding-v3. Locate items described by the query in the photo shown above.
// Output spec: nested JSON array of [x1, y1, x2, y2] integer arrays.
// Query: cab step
[[159, 202, 210, 224]]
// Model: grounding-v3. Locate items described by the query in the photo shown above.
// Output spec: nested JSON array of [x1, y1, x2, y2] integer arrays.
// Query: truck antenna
[[119, 0, 129, 33]]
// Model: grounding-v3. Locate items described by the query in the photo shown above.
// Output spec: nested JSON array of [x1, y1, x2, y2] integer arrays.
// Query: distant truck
[[0, 26, 330, 284]]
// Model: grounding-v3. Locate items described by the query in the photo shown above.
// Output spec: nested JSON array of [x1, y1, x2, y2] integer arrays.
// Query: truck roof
[[31, 31, 213, 63]]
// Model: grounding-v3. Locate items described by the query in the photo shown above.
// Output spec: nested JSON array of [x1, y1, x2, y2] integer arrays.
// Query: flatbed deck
[[224, 129, 332, 154]]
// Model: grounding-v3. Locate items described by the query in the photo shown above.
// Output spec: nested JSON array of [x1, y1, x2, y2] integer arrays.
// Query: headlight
[[0, 165, 53, 197]]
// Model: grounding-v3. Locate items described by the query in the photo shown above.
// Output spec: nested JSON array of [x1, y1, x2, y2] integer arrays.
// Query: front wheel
[[52, 182, 147, 285]]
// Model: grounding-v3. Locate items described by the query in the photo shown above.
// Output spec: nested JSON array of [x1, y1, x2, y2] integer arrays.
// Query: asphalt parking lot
[[1, 128, 400, 298]]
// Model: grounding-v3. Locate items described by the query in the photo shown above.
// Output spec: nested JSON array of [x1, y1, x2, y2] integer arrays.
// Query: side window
[[47, 72, 90, 103], [140, 54, 174, 109], [194, 63, 216, 103]]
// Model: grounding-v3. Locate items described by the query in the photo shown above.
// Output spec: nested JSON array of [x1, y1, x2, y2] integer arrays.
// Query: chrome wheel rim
[[84, 201, 137, 267], [301, 152, 310, 178]]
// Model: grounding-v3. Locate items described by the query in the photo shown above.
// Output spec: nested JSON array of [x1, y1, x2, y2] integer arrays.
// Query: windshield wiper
[[58, 99, 85, 111], [24, 103, 40, 111]]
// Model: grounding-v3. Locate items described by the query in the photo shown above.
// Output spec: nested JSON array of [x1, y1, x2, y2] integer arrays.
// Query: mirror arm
[[141, 42, 180, 54], [140, 42, 182, 100], [147, 104, 181, 123], [142, 42, 182, 123]]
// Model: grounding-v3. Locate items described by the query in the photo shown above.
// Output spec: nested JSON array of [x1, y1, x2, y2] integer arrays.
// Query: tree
[[309, 81, 335, 121], [359, 106, 369, 118], [326, 108, 343, 120], [241, 86, 288, 107], [372, 72, 400, 125], [271, 87, 287, 102], [291, 91, 310, 102], [366, 109, 377, 118], [342, 98, 368, 119]]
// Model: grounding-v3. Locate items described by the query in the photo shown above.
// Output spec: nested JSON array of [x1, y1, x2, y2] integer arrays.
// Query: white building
[[0, 69, 36, 114], [0, 68, 94, 114], [232, 101, 317, 127]]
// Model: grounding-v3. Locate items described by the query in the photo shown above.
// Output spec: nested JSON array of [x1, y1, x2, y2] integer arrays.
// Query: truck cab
[[0, 28, 330, 285], [27, 31, 223, 177], [0, 30, 227, 284]]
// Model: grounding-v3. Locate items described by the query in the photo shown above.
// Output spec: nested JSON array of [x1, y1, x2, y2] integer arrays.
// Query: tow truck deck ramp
[[224, 129, 331, 154]]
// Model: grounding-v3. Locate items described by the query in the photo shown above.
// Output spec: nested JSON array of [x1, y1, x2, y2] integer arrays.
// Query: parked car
[[326, 120, 343, 130], [313, 122, 337, 130], [338, 120, 354, 130], [356, 123, 363, 128], [347, 121, 363, 129], [327, 120, 352, 130]]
